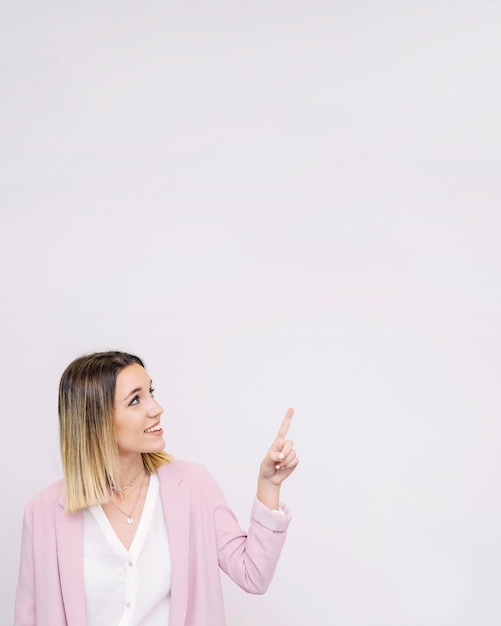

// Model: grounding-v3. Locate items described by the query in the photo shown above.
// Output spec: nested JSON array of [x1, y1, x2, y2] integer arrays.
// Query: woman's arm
[[212, 408, 298, 593]]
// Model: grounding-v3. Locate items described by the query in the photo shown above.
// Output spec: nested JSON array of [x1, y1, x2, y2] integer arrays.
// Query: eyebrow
[[123, 379, 153, 401]]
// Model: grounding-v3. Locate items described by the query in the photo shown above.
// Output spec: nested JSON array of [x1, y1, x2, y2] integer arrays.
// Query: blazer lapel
[[55, 491, 87, 626], [158, 464, 191, 626]]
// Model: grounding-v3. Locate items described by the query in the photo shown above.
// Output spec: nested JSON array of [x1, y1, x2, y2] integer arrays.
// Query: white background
[[1, 1, 501, 624]]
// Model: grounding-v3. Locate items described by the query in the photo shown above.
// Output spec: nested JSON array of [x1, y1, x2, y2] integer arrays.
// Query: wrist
[[256, 478, 281, 510]]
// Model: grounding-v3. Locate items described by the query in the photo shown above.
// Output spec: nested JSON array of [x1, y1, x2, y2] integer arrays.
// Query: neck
[[117, 454, 145, 485]]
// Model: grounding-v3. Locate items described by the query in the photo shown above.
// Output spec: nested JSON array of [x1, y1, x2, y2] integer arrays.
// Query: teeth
[[145, 425, 161, 433]]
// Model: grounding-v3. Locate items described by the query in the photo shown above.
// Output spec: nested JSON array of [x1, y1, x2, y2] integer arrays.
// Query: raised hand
[[259, 408, 299, 489]]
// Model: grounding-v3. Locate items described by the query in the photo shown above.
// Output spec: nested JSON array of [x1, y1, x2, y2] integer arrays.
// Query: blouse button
[[126, 602, 131, 608], [128, 561, 133, 567]]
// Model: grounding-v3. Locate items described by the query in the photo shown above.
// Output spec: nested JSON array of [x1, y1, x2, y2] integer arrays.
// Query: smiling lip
[[144, 424, 163, 435]]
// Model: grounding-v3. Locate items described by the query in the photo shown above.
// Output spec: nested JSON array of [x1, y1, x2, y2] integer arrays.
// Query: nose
[[148, 397, 163, 418]]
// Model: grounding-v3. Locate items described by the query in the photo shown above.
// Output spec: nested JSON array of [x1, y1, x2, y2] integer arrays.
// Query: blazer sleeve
[[14, 502, 36, 626], [204, 469, 292, 594]]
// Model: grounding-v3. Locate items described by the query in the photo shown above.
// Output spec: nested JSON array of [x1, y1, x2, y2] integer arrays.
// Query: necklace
[[111, 466, 145, 492], [108, 471, 147, 524]]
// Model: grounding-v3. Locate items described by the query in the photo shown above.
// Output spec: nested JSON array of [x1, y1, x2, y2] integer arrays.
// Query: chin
[[147, 439, 166, 453]]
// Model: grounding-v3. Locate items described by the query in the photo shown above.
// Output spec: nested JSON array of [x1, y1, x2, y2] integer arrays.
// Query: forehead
[[115, 364, 150, 397]]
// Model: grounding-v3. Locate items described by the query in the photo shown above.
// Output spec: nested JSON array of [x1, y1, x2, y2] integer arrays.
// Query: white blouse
[[83, 473, 171, 626]]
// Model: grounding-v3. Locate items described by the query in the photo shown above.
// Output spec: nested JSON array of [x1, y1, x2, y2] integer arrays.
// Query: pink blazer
[[14, 460, 291, 626]]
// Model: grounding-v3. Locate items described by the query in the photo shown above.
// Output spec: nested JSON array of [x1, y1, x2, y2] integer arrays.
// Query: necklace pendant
[[127, 517, 134, 524]]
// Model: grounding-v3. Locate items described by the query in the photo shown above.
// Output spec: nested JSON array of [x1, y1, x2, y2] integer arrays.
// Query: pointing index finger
[[276, 407, 294, 441]]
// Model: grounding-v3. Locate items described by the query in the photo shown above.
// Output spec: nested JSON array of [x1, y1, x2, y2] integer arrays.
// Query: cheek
[[115, 419, 142, 444], [114, 420, 130, 444]]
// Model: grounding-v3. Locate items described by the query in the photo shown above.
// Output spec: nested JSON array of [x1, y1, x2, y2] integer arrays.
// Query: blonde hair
[[59, 351, 172, 512]]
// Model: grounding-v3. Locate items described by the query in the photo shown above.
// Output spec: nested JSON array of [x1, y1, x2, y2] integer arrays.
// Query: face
[[113, 363, 165, 458]]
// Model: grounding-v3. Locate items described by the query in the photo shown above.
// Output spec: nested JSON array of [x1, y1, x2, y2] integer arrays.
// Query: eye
[[129, 395, 140, 406], [150, 388, 155, 397]]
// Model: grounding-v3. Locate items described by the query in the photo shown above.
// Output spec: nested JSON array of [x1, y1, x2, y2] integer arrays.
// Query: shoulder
[[23, 478, 65, 518], [156, 460, 229, 515], [157, 459, 224, 496], [157, 459, 213, 483]]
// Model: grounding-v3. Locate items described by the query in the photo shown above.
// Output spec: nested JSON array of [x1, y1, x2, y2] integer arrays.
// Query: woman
[[14, 351, 298, 626]]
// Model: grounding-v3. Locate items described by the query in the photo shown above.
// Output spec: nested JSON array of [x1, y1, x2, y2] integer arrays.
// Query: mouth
[[144, 423, 162, 434]]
